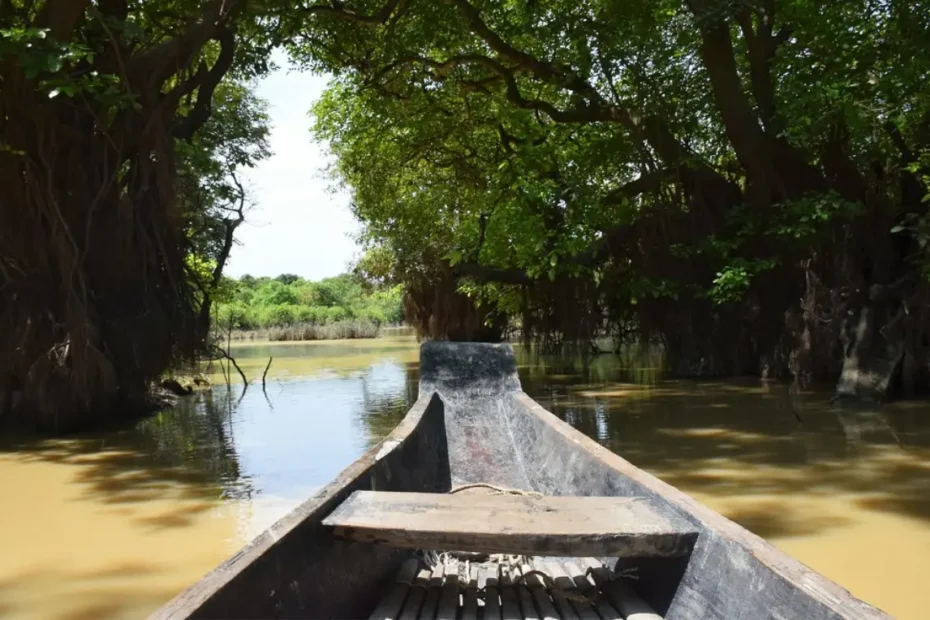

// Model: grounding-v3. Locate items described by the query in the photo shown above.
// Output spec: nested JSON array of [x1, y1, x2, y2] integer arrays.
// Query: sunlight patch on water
[[3, 338, 930, 618]]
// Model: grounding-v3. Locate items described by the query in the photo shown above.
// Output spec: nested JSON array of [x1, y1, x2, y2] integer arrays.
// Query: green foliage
[[301, 0, 930, 343], [214, 272, 404, 334]]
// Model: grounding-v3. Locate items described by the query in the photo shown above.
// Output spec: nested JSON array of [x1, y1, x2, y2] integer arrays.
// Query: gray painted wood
[[324, 491, 696, 558], [520, 562, 561, 620], [369, 559, 420, 620], [461, 563, 480, 620], [399, 567, 431, 620], [416, 564, 443, 620], [584, 560, 662, 620], [436, 571, 459, 620], [153, 342, 891, 620], [509, 389, 890, 620], [500, 565, 523, 620], [482, 563, 503, 620]]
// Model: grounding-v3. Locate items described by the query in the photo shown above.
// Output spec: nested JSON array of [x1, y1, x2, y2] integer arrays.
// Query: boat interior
[[366, 552, 660, 620], [153, 342, 885, 620]]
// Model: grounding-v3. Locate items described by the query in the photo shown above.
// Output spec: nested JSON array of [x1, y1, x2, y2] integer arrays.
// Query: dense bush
[[213, 273, 403, 340]]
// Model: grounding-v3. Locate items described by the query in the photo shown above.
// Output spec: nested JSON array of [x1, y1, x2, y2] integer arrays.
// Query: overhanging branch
[[452, 263, 531, 285], [452, 170, 668, 285], [129, 0, 232, 90], [304, 0, 405, 24], [173, 26, 236, 140]]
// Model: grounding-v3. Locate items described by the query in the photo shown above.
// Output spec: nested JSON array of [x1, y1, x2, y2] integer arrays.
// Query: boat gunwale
[[149, 391, 440, 620], [512, 392, 890, 620]]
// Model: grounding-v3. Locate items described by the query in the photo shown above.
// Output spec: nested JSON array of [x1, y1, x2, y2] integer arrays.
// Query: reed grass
[[228, 320, 382, 342]]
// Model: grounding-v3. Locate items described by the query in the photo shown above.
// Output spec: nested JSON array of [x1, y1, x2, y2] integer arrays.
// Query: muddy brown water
[[1, 335, 928, 618]]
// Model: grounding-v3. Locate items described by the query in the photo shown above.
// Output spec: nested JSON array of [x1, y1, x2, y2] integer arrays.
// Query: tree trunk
[[834, 304, 906, 403]]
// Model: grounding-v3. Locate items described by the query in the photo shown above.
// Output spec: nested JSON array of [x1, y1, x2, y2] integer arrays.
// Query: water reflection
[[1, 339, 929, 618], [0, 342, 420, 620], [516, 367, 930, 619]]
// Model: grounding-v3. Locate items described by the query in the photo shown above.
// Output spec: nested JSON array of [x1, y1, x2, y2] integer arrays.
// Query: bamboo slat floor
[[369, 555, 661, 620]]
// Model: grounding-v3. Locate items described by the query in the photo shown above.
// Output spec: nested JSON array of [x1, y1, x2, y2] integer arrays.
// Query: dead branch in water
[[262, 356, 273, 394], [211, 347, 248, 387]]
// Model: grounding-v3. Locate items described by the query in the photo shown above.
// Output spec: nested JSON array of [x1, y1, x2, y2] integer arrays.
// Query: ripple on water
[[2, 338, 930, 618]]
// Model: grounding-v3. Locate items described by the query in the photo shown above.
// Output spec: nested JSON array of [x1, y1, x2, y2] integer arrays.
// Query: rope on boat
[[514, 569, 594, 603], [449, 482, 543, 497]]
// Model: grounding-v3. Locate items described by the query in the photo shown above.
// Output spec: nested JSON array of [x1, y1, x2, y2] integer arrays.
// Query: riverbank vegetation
[[308, 0, 930, 403], [3, 1, 928, 431], [0, 0, 290, 430], [213, 273, 403, 341]]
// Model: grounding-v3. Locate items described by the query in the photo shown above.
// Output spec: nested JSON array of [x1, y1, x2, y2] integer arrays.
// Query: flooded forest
[[1, 0, 930, 618]]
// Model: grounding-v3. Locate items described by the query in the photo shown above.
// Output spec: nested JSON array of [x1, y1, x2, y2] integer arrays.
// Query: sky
[[224, 55, 361, 281]]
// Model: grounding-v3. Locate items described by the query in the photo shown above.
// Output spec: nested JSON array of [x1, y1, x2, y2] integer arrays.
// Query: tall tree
[[307, 0, 930, 398], [0, 0, 278, 430]]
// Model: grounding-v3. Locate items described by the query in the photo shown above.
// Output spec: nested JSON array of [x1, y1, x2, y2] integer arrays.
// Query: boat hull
[[153, 342, 889, 619]]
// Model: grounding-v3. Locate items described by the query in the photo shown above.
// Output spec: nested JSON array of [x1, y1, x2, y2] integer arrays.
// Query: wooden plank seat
[[322, 491, 698, 558], [367, 556, 662, 620]]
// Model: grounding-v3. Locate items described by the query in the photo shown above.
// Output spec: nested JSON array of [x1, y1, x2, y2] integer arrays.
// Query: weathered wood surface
[[368, 559, 420, 620], [584, 559, 661, 620], [482, 563, 502, 620], [153, 342, 890, 620], [324, 491, 697, 558], [150, 392, 450, 620], [460, 563, 479, 620], [512, 390, 891, 619], [520, 563, 560, 620], [369, 556, 656, 620]]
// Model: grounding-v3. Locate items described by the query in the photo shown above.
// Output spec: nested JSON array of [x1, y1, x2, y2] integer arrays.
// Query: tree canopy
[[3, 0, 930, 430], [307, 0, 930, 396]]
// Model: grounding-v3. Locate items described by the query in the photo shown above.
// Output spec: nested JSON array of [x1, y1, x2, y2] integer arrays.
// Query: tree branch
[[452, 170, 668, 285], [601, 168, 674, 205], [129, 0, 232, 90], [304, 0, 405, 24], [33, 0, 91, 42], [736, 7, 777, 128], [884, 120, 915, 163], [687, 0, 774, 192], [452, 263, 531, 285], [173, 25, 236, 139]]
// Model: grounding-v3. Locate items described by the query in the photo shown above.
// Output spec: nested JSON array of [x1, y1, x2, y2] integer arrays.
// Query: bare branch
[[214, 347, 248, 385], [262, 357, 273, 394], [884, 121, 915, 162]]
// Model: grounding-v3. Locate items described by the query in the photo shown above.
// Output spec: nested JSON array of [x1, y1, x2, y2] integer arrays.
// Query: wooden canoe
[[152, 342, 890, 620]]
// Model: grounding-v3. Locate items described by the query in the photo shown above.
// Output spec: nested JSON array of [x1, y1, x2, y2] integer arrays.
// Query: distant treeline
[[214, 273, 404, 339]]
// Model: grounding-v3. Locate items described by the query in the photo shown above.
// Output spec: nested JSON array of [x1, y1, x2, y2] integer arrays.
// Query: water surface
[[1, 337, 928, 618]]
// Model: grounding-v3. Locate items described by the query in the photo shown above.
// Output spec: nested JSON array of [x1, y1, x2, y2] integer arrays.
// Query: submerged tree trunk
[[834, 305, 906, 403]]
